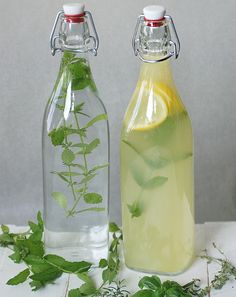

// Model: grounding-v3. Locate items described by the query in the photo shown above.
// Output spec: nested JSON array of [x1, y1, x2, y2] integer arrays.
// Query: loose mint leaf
[[77, 273, 97, 295], [15, 239, 44, 258], [49, 127, 65, 146], [128, 201, 142, 218], [138, 276, 161, 290], [84, 193, 102, 204], [85, 114, 108, 128], [68, 288, 83, 297], [62, 148, 75, 165], [29, 280, 44, 291], [132, 290, 154, 297], [102, 268, 117, 284], [1, 224, 9, 234], [7, 268, 30, 285], [109, 222, 120, 233], [99, 258, 108, 268], [30, 267, 62, 282], [9, 251, 22, 263], [144, 176, 168, 189], [52, 192, 68, 210], [44, 254, 92, 273], [0, 233, 14, 246], [37, 212, 44, 230]]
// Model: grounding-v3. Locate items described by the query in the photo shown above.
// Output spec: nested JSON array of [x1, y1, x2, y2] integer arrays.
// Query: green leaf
[[99, 258, 108, 268], [109, 222, 120, 233], [76, 139, 100, 155], [139, 276, 161, 290], [132, 290, 155, 297], [68, 289, 83, 297], [102, 268, 117, 284], [9, 251, 22, 263], [1, 224, 9, 234], [62, 148, 75, 165], [49, 127, 65, 146], [143, 176, 168, 189], [84, 193, 102, 204], [7, 268, 30, 285], [0, 233, 14, 246], [74, 103, 85, 113], [78, 207, 105, 214], [29, 280, 44, 291], [58, 171, 82, 177], [85, 114, 108, 128], [52, 192, 68, 210], [79, 174, 96, 185], [30, 267, 62, 282], [128, 201, 142, 218], [78, 273, 97, 295], [44, 254, 92, 273], [89, 163, 109, 173]]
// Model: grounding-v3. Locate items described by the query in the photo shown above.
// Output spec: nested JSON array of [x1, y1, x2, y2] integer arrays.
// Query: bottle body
[[43, 52, 109, 263], [120, 60, 194, 274]]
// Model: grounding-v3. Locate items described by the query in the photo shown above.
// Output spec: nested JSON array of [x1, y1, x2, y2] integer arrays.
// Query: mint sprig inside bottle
[[120, 5, 194, 274], [42, 3, 109, 264]]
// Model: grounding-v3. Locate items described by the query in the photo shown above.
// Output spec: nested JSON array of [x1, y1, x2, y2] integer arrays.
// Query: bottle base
[[44, 228, 108, 265], [125, 257, 195, 276]]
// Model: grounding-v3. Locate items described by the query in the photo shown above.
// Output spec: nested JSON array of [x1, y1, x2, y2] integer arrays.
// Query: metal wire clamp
[[132, 14, 180, 63], [50, 10, 99, 56]]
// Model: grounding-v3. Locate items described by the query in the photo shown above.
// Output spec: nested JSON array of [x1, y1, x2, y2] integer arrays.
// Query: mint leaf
[[1, 224, 9, 234], [109, 222, 120, 233], [128, 201, 142, 218], [49, 127, 65, 146], [52, 192, 68, 210], [79, 174, 96, 185], [29, 267, 62, 282], [144, 176, 168, 189], [99, 258, 108, 268], [84, 193, 102, 204], [85, 114, 108, 128], [7, 268, 30, 285], [89, 163, 109, 173], [68, 289, 83, 297], [62, 148, 75, 165], [138, 276, 161, 290], [44, 254, 92, 273], [132, 290, 154, 297], [0, 233, 14, 246], [9, 251, 22, 263]]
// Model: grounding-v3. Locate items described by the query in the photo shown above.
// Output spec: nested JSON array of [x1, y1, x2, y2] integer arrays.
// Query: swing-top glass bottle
[[42, 3, 109, 263], [120, 5, 195, 274]]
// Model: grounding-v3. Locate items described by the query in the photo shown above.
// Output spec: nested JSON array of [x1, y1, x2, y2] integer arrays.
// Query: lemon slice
[[132, 83, 183, 132]]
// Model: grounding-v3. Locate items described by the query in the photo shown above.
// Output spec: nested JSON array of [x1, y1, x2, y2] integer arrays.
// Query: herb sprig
[[1, 214, 236, 296], [48, 52, 108, 217]]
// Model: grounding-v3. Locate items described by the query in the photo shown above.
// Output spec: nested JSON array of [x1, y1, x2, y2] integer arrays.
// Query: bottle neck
[[59, 19, 90, 52], [139, 59, 175, 86]]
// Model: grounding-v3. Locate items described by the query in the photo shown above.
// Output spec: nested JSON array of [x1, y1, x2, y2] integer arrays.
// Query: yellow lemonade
[[120, 60, 194, 274]]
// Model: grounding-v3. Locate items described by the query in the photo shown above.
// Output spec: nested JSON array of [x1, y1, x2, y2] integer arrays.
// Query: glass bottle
[[120, 5, 194, 274], [42, 3, 109, 263]]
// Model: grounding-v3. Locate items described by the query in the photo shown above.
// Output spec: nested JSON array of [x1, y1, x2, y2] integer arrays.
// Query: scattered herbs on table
[[0, 212, 236, 296]]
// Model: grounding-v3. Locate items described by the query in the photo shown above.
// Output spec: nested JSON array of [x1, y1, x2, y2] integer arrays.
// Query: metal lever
[[50, 10, 99, 56], [132, 14, 180, 63]]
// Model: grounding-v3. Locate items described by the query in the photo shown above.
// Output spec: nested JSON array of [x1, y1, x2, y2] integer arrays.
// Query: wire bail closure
[[132, 15, 180, 63], [50, 10, 99, 56]]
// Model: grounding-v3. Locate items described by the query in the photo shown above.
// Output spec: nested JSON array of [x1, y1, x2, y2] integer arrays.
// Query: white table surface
[[0, 222, 236, 296]]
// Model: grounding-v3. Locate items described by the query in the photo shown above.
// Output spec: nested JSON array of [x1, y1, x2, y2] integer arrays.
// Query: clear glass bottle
[[42, 3, 109, 263], [120, 5, 194, 274]]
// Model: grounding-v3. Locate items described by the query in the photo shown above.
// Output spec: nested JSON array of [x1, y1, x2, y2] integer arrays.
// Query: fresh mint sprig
[[48, 52, 109, 217]]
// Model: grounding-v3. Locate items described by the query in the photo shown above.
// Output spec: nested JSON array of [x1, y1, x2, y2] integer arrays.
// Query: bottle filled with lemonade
[[120, 5, 194, 274]]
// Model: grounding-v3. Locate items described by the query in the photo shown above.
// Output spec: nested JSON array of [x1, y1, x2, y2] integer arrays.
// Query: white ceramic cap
[[143, 5, 166, 20], [63, 3, 85, 15]]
